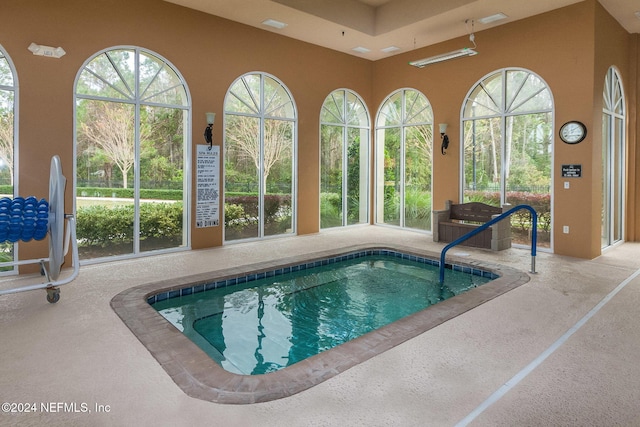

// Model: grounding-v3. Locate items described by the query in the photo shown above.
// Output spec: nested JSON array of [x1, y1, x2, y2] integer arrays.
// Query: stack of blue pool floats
[[0, 196, 49, 242]]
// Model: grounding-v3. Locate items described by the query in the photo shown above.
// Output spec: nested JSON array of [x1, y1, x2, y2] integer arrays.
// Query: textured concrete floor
[[1, 226, 639, 426]]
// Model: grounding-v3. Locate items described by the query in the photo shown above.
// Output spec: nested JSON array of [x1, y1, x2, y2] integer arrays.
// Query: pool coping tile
[[110, 244, 529, 404]]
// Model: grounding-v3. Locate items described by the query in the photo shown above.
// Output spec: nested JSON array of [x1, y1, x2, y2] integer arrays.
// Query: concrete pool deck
[[1, 226, 640, 426]]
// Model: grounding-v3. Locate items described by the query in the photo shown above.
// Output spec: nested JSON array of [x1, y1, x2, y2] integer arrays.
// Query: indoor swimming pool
[[151, 250, 496, 375], [112, 244, 529, 403]]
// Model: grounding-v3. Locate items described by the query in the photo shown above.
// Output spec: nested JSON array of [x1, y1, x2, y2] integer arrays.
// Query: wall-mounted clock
[[559, 121, 587, 144]]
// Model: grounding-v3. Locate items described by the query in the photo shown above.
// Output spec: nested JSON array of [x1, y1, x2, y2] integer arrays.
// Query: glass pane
[[226, 75, 260, 115], [78, 50, 135, 100], [321, 92, 343, 124], [602, 68, 625, 249], [509, 73, 553, 113], [0, 84, 14, 271], [140, 55, 188, 106], [75, 99, 135, 258], [405, 90, 432, 124], [224, 115, 260, 240], [0, 54, 13, 86], [613, 116, 623, 242], [613, 73, 624, 116], [505, 70, 528, 112], [0, 92, 15, 188], [380, 127, 401, 226], [463, 117, 502, 202], [346, 92, 368, 127], [464, 73, 502, 117], [504, 112, 552, 247], [603, 73, 612, 112], [264, 119, 293, 237], [264, 77, 295, 119], [139, 106, 185, 252], [404, 125, 432, 231], [346, 127, 368, 225], [320, 125, 343, 229], [377, 93, 402, 127], [601, 113, 610, 247]]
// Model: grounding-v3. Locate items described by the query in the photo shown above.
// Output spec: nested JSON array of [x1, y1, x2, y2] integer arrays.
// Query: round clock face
[[559, 121, 587, 144]]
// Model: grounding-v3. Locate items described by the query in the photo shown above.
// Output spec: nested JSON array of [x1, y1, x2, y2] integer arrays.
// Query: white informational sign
[[196, 145, 220, 227]]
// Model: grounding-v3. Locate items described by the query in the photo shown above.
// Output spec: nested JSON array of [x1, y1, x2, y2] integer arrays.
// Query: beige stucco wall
[[0, 0, 637, 266], [373, 0, 636, 259]]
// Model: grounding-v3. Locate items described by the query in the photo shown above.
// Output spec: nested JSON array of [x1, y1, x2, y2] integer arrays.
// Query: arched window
[[74, 47, 191, 261], [224, 72, 296, 241], [602, 67, 625, 248], [375, 89, 433, 231], [320, 89, 370, 229], [0, 46, 17, 272], [462, 68, 553, 248]]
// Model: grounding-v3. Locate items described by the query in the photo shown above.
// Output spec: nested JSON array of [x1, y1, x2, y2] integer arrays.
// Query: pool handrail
[[438, 204, 538, 284]]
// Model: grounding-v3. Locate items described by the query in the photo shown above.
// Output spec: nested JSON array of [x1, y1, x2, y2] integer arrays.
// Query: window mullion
[[258, 76, 265, 238], [133, 49, 141, 254], [400, 126, 406, 228], [342, 124, 348, 227]]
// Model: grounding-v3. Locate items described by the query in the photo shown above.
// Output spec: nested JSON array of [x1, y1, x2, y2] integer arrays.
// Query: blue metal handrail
[[438, 204, 538, 284]]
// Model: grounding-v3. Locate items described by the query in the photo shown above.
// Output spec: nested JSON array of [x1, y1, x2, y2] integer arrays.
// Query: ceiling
[[164, 0, 640, 60]]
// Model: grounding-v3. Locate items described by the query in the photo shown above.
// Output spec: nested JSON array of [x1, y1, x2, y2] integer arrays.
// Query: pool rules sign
[[196, 145, 220, 227]]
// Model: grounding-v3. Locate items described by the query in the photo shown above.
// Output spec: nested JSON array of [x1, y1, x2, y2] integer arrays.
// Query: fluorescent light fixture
[[262, 19, 287, 29], [28, 42, 66, 58], [409, 48, 478, 68], [381, 46, 400, 53], [352, 46, 371, 53], [478, 13, 508, 24]]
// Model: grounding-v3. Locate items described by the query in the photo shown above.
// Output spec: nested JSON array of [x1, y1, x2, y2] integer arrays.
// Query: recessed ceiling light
[[381, 46, 400, 53], [262, 19, 287, 29], [352, 46, 371, 53], [478, 13, 508, 24]]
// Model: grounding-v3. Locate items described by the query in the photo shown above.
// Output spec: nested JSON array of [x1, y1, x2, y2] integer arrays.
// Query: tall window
[[224, 72, 296, 241], [0, 47, 16, 271], [320, 89, 369, 229], [462, 68, 553, 248], [75, 47, 191, 261], [375, 89, 433, 231], [602, 67, 625, 248]]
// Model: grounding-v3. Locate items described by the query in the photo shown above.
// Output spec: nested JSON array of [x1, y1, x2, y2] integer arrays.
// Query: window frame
[[374, 88, 434, 232], [0, 45, 18, 274], [223, 71, 298, 242], [319, 88, 370, 229], [601, 66, 625, 249], [460, 67, 554, 250], [73, 46, 192, 263]]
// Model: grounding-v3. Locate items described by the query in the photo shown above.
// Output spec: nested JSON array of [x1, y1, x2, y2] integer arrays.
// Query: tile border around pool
[[110, 244, 530, 404], [145, 249, 499, 306]]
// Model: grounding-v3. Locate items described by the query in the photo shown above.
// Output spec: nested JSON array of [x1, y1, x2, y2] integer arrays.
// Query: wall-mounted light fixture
[[204, 112, 215, 150], [439, 123, 450, 155], [28, 42, 66, 58]]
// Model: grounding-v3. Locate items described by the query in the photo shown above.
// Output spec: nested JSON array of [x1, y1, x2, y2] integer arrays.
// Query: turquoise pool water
[[152, 251, 494, 375]]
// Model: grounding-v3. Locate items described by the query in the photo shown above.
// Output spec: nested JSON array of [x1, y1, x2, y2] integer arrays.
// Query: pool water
[[152, 254, 493, 375]]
